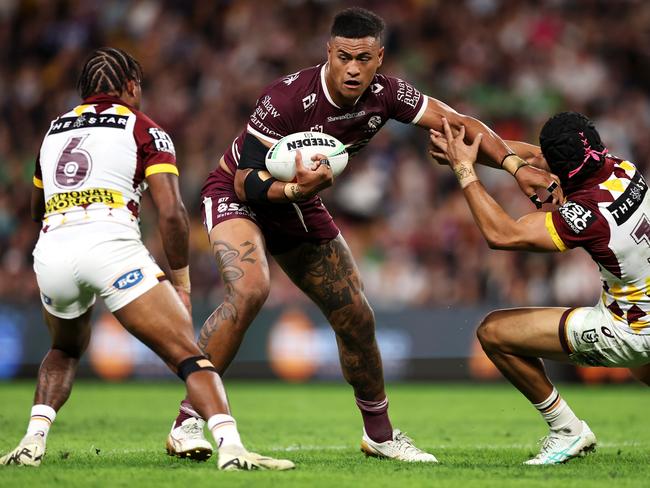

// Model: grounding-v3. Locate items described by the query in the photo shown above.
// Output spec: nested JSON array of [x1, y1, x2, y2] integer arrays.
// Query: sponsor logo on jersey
[[285, 136, 337, 151], [367, 115, 382, 130], [45, 188, 125, 214], [558, 201, 596, 234], [148, 128, 176, 155], [326, 110, 366, 123], [259, 95, 281, 118], [607, 171, 647, 225], [49, 115, 129, 134], [302, 93, 316, 110], [283, 72, 300, 85], [113, 269, 144, 290], [581, 329, 599, 343], [396, 79, 422, 109]]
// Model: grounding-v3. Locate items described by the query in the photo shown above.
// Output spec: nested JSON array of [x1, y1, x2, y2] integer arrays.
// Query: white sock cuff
[[31, 404, 56, 423], [533, 388, 559, 411], [207, 414, 236, 432]]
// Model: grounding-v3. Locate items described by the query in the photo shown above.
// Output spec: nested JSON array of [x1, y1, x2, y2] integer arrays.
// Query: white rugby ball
[[265, 131, 348, 182]]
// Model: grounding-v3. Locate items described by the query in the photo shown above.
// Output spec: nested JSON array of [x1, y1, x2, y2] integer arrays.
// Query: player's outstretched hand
[[292, 150, 334, 200], [429, 117, 482, 171]]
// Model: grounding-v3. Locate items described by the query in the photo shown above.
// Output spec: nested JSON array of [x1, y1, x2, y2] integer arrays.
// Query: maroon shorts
[[200, 167, 340, 255]]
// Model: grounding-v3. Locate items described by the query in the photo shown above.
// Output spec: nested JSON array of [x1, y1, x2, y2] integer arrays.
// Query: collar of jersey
[[82, 94, 134, 110], [320, 63, 363, 109], [564, 157, 616, 196]]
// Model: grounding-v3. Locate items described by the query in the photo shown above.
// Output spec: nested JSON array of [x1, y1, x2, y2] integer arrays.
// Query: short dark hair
[[539, 111, 607, 185], [77, 47, 143, 99], [331, 7, 385, 43]]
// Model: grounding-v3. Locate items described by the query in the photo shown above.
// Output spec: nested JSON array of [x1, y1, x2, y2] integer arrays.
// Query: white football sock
[[533, 388, 582, 435], [207, 414, 244, 451], [26, 404, 56, 440]]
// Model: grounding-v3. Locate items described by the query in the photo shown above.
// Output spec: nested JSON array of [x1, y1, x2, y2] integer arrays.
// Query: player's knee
[[331, 300, 375, 342], [230, 278, 269, 315], [476, 311, 503, 352]]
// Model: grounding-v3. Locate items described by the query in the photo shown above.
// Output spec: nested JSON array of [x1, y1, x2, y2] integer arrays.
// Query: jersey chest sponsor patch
[[558, 201, 597, 234]]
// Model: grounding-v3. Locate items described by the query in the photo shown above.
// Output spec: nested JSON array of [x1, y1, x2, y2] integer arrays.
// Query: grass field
[[0, 381, 647, 487]]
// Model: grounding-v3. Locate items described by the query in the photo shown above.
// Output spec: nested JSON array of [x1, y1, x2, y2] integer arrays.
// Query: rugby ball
[[265, 132, 348, 181]]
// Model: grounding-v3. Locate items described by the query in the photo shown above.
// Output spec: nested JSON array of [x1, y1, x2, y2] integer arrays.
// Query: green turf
[[0, 381, 647, 487]]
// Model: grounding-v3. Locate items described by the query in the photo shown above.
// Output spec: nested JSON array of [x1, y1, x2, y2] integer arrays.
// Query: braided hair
[[539, 112, 608, 185], [77, 47, 143, 99]]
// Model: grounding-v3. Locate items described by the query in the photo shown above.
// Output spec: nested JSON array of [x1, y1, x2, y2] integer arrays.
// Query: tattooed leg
[[197, 219, 270, 374], [34, 307, 93, 410], [275, 235, 385, 401]]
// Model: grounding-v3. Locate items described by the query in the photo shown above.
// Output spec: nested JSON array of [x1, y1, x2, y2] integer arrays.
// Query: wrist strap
[[501, 154, 528, 175], [454, 162, 479, 189], [284, 183, 305, 202], [171, 266, 191, 293]]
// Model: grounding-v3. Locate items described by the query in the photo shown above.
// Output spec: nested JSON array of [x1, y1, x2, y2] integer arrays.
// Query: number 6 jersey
[[33, 94, 178, 233], [546, 157, 650, 335]]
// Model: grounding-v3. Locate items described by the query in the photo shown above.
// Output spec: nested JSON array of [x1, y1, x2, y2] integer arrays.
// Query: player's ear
[[125, 79, 138, 98], [326, 41, 332, 60], [377, 46, 384, 67]]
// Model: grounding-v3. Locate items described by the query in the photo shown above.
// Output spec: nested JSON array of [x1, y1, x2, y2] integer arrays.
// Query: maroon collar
[[82, 94, 134, 110], [563, 157, 615, 195]]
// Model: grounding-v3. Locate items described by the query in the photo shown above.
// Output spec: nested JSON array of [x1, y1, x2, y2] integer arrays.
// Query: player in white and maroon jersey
[[430, 112, 650, 465], [0, 47, 293, 471], [167, 7, 562, 462]]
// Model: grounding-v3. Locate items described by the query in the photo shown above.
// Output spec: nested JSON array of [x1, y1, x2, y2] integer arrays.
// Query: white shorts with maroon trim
[[560, 303, 650, 367], [33, 222, 165, 318]]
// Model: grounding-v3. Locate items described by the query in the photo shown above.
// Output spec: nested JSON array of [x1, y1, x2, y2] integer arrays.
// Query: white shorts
[[560, 303, 650, 367], [33, 222, 165, 319]]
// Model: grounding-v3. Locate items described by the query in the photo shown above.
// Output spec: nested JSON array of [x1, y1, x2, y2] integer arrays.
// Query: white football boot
[[525, 421, 597, 465], [166, 417, 213, 461], [361, 429, 438, 462], [0, 434, 46, 466], [217, 446, 295, 471]]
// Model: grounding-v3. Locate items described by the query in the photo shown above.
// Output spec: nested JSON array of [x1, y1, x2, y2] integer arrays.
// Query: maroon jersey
[[219, 63, 428, 173], [200, 63, 428, 254], [545, 158, 650, 334]]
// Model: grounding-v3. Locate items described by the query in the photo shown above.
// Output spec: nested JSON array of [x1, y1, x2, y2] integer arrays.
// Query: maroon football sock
[[173, 399, 201, 428], [356, 396, 393, 443]]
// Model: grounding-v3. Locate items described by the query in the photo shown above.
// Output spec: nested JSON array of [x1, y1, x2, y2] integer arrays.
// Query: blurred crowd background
[[2, 0, 648, 311]]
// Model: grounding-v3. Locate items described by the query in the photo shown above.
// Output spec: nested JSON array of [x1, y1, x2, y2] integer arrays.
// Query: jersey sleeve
[[133, 112, 178, 178], [246, 86, 297, 144], [33, 154, 43, 188], [547, 198, 606, 250], [382, 76, 428, 125]]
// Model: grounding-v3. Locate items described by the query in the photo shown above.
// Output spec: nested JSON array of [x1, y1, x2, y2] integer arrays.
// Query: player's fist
[[286, 151, 334, 201]]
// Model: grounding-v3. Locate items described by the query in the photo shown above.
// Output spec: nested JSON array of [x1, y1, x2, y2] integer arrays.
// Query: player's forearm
[[158, 205, 190, 270], [455, 114, 513, 169], [461, 181, 522, 250]]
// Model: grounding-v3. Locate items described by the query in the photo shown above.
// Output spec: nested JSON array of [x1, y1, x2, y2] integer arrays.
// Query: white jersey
[[34, 94, 178, 233]]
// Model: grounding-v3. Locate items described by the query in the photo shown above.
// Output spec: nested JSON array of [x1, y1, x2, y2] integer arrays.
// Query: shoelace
[[181, 421, 204, 437], [393, 432, 423, 455]]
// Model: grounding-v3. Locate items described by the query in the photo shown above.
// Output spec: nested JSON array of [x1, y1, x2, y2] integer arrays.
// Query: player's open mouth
[[344, 80, 361, 88]]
